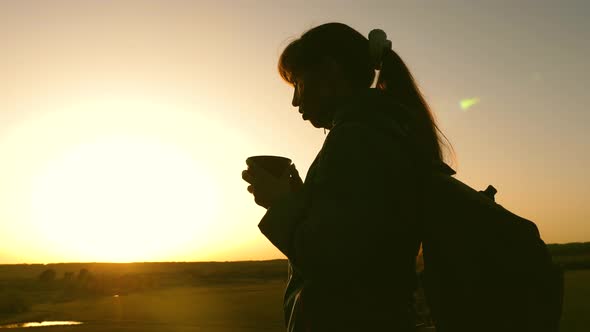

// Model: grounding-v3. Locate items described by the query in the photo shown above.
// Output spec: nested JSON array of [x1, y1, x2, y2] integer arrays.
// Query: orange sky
[[0, 1, 588, 263]]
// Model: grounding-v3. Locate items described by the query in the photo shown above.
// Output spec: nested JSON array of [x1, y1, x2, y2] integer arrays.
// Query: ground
[[0, 263, 588, 331]]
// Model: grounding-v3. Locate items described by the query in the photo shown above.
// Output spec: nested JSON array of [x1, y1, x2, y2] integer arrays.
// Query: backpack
[[416, 160, 564, 332], [333, 97, 564, 331]]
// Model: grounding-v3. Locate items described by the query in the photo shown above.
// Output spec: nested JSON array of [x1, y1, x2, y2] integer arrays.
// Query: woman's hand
[[242, 162, 303, 209]]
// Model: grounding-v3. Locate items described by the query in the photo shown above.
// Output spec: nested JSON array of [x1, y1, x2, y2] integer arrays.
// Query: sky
[[0, 0, 588, 264]]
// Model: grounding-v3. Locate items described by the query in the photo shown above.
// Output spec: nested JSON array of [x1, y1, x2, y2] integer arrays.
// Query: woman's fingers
[[242, 167, 272, 185], [245, 160, 266, 178], [242, 171, 257, 194], [245, 158, 256, 169], [242, 170, 255, 184], [247, 162, 270, 180]]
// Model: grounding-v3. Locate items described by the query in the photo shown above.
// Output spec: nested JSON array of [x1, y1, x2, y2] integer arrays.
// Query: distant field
[[0, 260, 588, 331], [0, 261, 288, 331], [560, 270, 590, 332], [1, 281, 286, 332], [549, 242, 590, 270]]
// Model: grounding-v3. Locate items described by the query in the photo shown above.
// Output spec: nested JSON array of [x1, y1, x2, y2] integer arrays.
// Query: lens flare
[[460, 97, 480, 111]]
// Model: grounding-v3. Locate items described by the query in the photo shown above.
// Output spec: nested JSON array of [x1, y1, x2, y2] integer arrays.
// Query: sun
[[29, 135, 219, 262], [7, 96, 226, 263]]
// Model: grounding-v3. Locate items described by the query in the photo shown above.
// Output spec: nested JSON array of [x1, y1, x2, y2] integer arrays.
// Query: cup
[[246, 155, 292, 178]]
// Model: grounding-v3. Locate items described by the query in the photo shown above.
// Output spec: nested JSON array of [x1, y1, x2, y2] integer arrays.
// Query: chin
[[308, 117, 330, 129], [310, 120, 325, 129]]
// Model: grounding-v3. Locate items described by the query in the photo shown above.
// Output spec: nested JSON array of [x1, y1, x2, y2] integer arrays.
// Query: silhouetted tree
[[77, 268, 90, 281], [0, 291, 31, 314], [38, 269, 56, 282]]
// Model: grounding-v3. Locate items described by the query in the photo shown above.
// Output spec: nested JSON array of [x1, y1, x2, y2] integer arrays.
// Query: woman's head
[[279, 23, 374, 129], [278, 22, 453, 164]]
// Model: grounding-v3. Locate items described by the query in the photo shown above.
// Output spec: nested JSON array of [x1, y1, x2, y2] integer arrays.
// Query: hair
[[278, 22, 455, 166]]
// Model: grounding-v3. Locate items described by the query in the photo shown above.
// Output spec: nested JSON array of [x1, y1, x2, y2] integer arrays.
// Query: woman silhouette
[[242, 22, 452, 331]]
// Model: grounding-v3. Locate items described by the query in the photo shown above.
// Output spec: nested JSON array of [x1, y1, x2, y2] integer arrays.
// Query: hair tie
[[368, 29, 392, 70]]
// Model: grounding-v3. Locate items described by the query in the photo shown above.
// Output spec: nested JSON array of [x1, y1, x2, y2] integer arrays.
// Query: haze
[[0, 0, 588, 263]]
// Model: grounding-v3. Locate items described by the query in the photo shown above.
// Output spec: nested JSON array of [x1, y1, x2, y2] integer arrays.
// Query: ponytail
[[377, 49, 454, 165]]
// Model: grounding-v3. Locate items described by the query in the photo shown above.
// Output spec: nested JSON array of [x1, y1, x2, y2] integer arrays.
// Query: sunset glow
[[30, 135, 218, 262], [1, 98, 225, 262], [0, 1, 588, 263]]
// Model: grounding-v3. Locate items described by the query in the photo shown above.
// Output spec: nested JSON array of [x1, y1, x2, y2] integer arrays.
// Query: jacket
[[258, 89, 422, 331]]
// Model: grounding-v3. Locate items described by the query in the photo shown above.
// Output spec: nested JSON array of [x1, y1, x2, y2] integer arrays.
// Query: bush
[[77, 268, 90, 281], [0, 291, 31, 314], [38, 269, 56, 282]]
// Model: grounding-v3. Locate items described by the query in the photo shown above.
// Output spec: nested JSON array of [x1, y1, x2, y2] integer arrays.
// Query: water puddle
[[0, 321, 83, 328]]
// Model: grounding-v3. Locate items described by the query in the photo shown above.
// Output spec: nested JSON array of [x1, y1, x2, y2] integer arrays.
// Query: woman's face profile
[[291, 65, 346, 129]]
